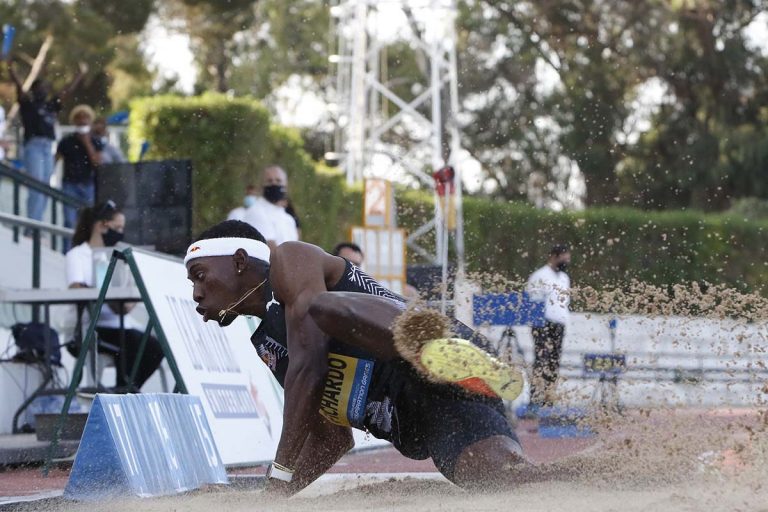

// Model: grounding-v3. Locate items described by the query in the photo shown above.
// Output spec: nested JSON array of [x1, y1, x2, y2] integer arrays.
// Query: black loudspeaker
[[96, 160, 193, 255]]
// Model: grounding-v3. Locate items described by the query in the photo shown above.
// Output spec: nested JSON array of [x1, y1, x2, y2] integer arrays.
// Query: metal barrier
[[0, 160, 85, 251], [487, 325, 768, 386], [0, 211, 73, 322], [548, 347, 768, 384]]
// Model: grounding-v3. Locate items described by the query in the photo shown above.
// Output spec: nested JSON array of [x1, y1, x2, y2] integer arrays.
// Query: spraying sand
[[3, 282, 767, 512], [4, 408, 766, 512]]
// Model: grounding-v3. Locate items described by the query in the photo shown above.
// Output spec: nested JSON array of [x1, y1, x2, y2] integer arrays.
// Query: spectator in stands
[[7, 59, 87, 221], [57, 105, 103, 231], [91, 117, 126, 164], [525, 244, 572, 408], [66, 200, 164, 391], [333, 242, 364, 266], [333, 241, 419, 299], [227, 184, 259, 222], [243, 165, 299, 247]]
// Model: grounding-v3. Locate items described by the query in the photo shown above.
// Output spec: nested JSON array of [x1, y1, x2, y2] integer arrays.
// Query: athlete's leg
[[422, 395, 532, 490], [309, 292, 523, 400], [453, 434, 584, 490], [421, 396, 570, 491], [308, 291, 402, 361], [452, 436, 530, 490]]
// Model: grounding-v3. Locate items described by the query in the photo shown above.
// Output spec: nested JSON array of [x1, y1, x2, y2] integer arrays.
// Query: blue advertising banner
[[473, 292, 546, 327]]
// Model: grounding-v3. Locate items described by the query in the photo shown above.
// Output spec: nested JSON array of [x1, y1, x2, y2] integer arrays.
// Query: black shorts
[[417, 393, 518, 481], [371, 359, 519, 481]]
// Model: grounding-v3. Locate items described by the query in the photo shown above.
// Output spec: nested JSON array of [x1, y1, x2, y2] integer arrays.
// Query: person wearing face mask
[[57, 105, 104, 235], [242, 165, 299, 247], [91, 117, 126, 164], [8, 58, 87, 222], [66, 200, 165, 391], [525, 244, 572, 408], [227, 184, 259, 222]]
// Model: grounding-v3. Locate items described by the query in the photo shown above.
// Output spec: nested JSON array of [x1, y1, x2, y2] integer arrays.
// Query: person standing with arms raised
[[8, 59, 87, 221]]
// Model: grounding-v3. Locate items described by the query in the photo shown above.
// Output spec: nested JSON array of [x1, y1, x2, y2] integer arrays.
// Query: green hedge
[[129, 93, 768, 293], [128, 94, 360, 249], [399, 192, 768, 293]]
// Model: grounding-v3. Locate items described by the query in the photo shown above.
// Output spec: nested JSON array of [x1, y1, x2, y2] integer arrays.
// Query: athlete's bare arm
[[286, 416, 353, 494], [7, 60, 26, 100], [268, 242, 348, 482], [309, 292, 401, 361]]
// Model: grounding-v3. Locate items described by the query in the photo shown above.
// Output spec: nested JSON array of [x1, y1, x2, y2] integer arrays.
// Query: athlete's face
[[187, 256, 242, 326]]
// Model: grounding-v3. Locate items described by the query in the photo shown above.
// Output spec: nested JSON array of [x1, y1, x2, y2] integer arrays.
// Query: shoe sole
[[419, 338, 524, 401]]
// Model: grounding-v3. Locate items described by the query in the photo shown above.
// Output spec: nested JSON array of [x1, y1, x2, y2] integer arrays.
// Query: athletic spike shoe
[[419, 338, 524, 401]]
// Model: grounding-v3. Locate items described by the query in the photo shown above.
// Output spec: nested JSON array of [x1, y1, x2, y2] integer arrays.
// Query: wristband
[[267, 462, 294, 482]]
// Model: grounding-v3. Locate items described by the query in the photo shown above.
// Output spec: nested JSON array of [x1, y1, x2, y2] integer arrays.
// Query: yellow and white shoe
[[419, 338, 524, 401]]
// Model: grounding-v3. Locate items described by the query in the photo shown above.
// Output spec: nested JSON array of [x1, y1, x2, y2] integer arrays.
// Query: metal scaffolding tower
[[329, 0, 465, 310]]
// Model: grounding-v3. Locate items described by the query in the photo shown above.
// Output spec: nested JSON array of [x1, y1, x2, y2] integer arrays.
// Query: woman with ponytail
[[66, 201, 164, 391]]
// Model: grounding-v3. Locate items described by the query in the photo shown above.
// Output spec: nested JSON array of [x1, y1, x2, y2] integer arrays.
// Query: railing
[[0, 211, 73, 322], [491, 327, 768, 386], [0, 160, 86, 252]]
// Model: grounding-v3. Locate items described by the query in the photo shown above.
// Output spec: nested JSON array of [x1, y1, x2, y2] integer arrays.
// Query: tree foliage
[[8, 0, 768, 213], [619, 0, 768, 210], [457, 0, 768, 210], [161, 0, 259, 93], [0, 0, 155, 112], [228, 0, 330, 98]]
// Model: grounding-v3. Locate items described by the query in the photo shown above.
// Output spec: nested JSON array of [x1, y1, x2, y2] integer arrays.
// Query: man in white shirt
[[525, 244, 571, 407], [242, 165, 299, 247]]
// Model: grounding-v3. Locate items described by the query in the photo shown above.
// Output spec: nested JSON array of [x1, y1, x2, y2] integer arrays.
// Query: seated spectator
[[227, 184, 258, 222], [58, 105, 103, 231], [66, 200, 164, 392], [91, 117, 126, 164], [242, 165, 299, 247], [333, 242, 364, 266]]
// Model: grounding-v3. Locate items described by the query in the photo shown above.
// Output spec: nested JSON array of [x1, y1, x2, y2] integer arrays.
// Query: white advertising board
[[351, 226, 406, 295], [131, 249, 388, 463], [131, 249, 284, 465]]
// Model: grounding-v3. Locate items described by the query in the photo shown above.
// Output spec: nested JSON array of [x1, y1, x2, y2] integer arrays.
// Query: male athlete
[[186, 220, 530, 495]]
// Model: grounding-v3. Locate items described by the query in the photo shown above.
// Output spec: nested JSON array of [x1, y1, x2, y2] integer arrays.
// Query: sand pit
[[3, 408, 766, 512], [2, 283, 766, 511], [5, 469, 766, 512]]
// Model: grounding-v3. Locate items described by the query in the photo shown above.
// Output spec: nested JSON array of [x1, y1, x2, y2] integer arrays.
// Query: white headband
[[184, 237, 271, 265]]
